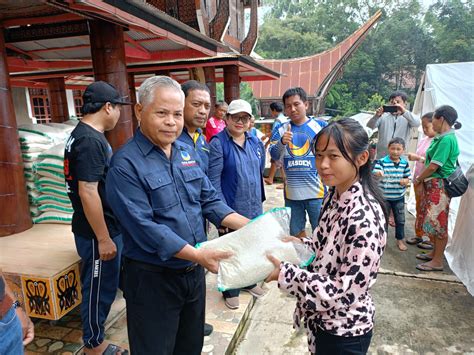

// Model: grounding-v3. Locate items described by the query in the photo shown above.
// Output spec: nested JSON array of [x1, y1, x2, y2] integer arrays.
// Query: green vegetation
[[216, 82, 260, 117], [255, 0, 473, 117]]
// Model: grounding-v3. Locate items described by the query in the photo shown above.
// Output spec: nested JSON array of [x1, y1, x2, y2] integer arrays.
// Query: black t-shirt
[[64, 122, 120, 239]]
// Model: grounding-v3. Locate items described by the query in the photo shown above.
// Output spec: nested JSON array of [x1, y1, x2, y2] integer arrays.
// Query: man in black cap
[[64, 81, 130, 355]]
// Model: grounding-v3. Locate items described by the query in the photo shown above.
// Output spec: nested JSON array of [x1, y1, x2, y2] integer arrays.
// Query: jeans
[[285, 198, 323, 236], [74, 234, 123, 349], [0, 306, 23, 355], [386, 198, 405, 240], [315, 328, 372, 355]]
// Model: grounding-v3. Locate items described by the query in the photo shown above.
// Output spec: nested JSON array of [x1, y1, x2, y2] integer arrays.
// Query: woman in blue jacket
[[208, 99, 266, 310]]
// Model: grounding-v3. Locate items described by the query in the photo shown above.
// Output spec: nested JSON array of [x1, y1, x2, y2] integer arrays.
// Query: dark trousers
[[386, 197, 406, 240], [123, 258, 205, 355], [218, 228, 255, 299], [315, 328, 372, 355], [74, 234, 123, 349]]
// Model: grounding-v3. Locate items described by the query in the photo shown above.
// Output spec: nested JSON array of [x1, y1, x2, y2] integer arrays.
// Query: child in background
[[266, 118, 387, 354], [373, 137, 411, 251], [407, 112, 436, 249]]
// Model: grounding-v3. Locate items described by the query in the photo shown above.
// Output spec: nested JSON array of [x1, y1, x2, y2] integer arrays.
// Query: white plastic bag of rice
[[197, 208, 314, 291]]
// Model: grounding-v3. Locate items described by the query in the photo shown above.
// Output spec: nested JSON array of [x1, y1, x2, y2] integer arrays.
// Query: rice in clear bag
[[197, 207, 314, 291]]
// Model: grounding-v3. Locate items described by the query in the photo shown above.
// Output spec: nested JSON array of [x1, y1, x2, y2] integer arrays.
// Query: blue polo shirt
[[106, 129, 234, 269], [177, 127, 210, 174]]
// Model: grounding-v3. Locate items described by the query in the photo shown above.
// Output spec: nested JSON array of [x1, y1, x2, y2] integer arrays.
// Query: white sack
[[38, 143, 65, 161], [33, 211, 72, 225], [18, 124, 69, 144], [197, 208, 313, 291]]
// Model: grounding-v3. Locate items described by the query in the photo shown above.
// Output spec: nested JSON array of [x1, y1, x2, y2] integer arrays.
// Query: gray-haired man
[[106, 76, 249, 354]]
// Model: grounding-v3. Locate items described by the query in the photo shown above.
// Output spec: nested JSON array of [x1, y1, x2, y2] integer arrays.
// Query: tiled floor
[[25, 295, 126, 355]]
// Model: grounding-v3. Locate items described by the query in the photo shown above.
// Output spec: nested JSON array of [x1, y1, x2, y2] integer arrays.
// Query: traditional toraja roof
[[10, 54, 279, 89], [2, 0, 226, 74], [2, 0, 280, 87], [250, 10, 382, 101]]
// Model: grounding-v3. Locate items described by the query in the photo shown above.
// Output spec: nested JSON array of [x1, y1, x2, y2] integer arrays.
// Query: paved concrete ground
[[233, 185, 474, 355], [25, 183, 473, 354]]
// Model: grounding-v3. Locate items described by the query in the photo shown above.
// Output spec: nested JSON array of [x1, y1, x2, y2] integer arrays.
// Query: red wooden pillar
[[89, 20, 133, 150], [128, 73, 138, 131], [204, 67, 217, 114], [0, 27, 32, 237], [47, 77, 69, 123], [223, 65, 240, 104]]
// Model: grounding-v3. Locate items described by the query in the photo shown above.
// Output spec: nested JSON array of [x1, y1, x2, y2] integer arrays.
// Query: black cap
[[82, 81, 132, 106]]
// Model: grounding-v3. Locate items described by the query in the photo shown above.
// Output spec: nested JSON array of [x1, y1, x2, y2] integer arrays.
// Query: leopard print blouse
[[278, 182, 386, 353]]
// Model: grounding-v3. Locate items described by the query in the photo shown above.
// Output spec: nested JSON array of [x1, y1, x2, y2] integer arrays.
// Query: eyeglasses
[[229, 114, 251, 124]]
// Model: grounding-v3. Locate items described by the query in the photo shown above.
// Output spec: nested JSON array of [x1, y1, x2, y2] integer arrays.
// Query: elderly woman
[[205, 101, 228, 142], [414, 105, 462, 271], [208, 99, 266, 309]]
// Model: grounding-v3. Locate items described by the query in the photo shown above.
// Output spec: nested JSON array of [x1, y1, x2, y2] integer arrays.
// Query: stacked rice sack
[[18, 121, 78, 224], [34, 142, 73, 224]]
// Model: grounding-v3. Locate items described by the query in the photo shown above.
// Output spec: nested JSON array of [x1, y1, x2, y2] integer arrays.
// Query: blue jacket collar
[[223, 128, 250, 142], [134, 129, 155, 156], [134, 128, 185, 156]]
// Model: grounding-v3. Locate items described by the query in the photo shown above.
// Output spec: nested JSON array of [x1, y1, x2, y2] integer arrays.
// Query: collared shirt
[[426, 129, 460, 179], [278, 183, 386, 353], [373, 155, 411, 200], [106, 129, 234, 268], [208, 129, 264, 219], [177, 127, 210, 174]]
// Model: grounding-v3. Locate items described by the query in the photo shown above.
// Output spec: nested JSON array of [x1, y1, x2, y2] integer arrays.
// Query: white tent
[[413, 62, 474, 295]]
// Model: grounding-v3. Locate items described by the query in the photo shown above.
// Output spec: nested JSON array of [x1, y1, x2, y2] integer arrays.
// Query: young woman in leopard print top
[[266, 118, 388, 354]]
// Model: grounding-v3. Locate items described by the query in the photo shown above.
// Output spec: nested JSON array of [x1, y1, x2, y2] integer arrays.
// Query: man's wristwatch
[[12, 300, 21, 309]]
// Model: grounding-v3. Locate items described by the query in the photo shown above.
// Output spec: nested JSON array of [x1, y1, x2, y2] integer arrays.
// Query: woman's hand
[[282, 236, 303, 244], [265, 254, 281, 283]]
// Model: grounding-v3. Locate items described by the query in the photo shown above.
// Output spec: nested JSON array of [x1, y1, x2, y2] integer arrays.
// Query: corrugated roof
[[141, 40, 185, 52], [127, 29, 158, 41]]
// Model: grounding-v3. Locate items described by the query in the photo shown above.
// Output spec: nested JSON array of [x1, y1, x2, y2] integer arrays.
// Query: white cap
[[227, 99, 253, 117]]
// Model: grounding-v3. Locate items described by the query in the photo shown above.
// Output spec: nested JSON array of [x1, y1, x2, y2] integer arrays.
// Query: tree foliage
[[255, 0, 473, 117]]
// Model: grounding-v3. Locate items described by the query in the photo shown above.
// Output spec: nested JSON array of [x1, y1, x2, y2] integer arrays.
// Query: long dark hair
[[312, 118, 388, 222]]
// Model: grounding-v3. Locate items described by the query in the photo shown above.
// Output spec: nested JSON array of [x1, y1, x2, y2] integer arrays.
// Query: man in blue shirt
[[269, 87, 327, 238], [177, 80, 214, 336], [177, 80, 211, 175], [106, 76, 249, 355]]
